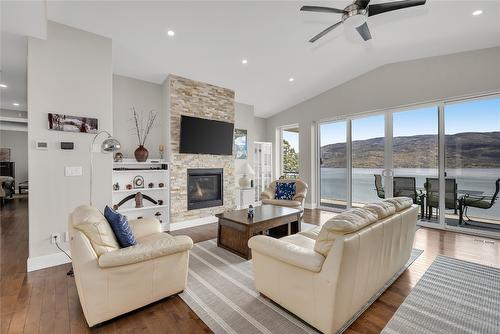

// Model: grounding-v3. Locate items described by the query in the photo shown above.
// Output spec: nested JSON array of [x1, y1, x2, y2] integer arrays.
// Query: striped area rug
[[382, 256, 500, 334], [180, 239, 423, 334]]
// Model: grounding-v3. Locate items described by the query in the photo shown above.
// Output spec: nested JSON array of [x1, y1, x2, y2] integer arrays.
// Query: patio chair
[[374, 174, 385, 199], [459, 178, 500, 226], [393, 177, 424, 217], [424, 178, 458, 220]]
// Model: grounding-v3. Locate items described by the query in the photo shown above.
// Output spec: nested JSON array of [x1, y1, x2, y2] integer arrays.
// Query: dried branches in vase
[[131, 106, 158, 162]]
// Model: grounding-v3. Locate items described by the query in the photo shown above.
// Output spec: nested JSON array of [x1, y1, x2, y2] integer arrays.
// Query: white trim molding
[[169, 215, 218, 231], [304, 202, 316, 210], [27, 251, 72, 272]]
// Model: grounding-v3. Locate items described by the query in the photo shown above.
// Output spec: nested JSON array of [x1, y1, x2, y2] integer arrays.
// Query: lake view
[[320, 168, 500, 221]]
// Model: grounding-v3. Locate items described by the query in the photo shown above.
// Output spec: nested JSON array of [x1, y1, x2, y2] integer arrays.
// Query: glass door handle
[[382, 169, 394, 177]]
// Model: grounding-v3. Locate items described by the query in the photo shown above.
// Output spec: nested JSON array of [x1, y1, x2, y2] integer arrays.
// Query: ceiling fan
[[301, 0, 426, 42]]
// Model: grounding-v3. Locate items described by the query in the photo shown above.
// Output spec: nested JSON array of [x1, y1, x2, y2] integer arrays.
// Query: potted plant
[[132, 106, 157, 162]]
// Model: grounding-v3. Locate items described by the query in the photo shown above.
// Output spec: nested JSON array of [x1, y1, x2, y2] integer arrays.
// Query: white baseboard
[[169, 216, 218, 231], [27, 251, 72, 272], [304, 203, 316, 210]]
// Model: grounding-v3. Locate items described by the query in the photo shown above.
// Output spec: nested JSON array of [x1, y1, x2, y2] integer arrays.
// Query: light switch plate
[[65, 166, 83, 177]]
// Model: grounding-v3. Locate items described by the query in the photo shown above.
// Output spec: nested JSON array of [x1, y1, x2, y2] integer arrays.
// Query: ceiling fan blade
[[368, 0, 426, 16], [354, 0, 371, 9], [300, 6, 345, 14], [356, 22, 372, 41], [309, 21, 343, 43]]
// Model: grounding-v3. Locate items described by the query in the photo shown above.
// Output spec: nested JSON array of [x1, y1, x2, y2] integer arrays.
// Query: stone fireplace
[[187, 168, 223, 210], [168, 75, 236, 223]]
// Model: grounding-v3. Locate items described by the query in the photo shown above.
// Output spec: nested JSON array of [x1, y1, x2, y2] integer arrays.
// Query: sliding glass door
[[317, 94, 499, 237], [351, 115, 385, 207], [392, 107, 439, 221], [319, 121, 348, 209], [444, 97, 500, 233]]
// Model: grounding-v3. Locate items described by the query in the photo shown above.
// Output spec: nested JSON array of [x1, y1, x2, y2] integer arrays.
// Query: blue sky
[[321, 97, 500, 145], [283, 130, 299, 152]]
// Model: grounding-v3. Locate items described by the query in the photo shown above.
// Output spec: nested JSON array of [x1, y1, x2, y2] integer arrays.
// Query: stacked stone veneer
[[168, 75, 236, 223]]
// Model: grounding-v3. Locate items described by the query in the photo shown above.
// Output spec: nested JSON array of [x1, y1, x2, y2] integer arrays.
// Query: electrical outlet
[[51, 233, 61, 244]]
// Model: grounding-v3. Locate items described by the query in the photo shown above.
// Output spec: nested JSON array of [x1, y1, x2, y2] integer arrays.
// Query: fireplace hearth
[[187, 168, 223, 210]]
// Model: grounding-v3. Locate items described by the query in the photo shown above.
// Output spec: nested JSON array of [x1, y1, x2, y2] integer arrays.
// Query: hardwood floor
[[1, 199, 499, 333]]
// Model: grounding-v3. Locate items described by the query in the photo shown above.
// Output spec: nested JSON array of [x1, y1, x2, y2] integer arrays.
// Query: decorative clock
[[133, 175, 144, 189]]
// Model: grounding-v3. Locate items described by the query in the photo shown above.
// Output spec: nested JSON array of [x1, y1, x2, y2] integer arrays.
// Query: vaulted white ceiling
[[5, 1, 500, 117], [0, 32, 27, 111]]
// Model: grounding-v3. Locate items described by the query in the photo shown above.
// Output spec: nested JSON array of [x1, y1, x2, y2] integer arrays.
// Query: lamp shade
[[237, 162, 254, 175], [101, 137, 121, 152]]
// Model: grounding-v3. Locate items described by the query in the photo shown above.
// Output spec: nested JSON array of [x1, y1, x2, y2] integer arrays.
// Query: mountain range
[[320, 132, 500, 169]]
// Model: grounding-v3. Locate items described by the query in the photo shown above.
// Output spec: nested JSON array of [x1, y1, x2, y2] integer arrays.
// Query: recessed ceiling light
[[241, 59, 248, 65], [289, 77, 295, 82], [167, 30, 175, 37], [472, 10, 483, 16], [12, 102, 20, 106], [0, 84, 7, 88]]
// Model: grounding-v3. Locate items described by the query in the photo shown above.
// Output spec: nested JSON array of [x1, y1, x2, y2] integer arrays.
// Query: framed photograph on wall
[[48, 113, 98, 134], [234, 128, 248, 159], [0, 148, 11, 162]]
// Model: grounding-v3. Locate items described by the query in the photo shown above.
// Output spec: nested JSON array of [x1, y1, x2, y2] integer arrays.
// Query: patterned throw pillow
[[104, 206, 137, 248], [274, 182, 296, 200]]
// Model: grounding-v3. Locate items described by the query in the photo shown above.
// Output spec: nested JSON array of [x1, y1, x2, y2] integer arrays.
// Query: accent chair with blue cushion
[[69, 205, 193, 327], [261, 179, 308, 211]]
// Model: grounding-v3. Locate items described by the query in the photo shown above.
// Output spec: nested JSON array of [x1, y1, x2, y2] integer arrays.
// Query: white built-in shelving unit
[[112, 159, 170, 231]]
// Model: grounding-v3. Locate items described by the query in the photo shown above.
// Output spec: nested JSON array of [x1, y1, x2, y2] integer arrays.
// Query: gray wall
[[233, 103, 268, 206], [27, 22, 113, 263], [234, 102, 267, 183], [0, 130, 28, 188], [266, 47, 500, 206], [112, 75, 164, 159]]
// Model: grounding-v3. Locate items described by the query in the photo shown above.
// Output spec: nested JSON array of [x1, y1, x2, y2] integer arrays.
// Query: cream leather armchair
[[69, 206, 193, 327], [260, 179, 308, 210], [249, 198, 418, 334]]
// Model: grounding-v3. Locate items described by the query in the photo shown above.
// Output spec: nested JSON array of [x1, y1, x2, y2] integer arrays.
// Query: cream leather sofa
[[261, 179, 308, 210], [69, 206, 193, 327], [249, 198, 418, 334]]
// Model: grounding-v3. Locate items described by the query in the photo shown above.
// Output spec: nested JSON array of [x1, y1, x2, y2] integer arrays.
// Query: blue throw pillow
[[275, 182, 296, 200], [104, 206, 136, 248]]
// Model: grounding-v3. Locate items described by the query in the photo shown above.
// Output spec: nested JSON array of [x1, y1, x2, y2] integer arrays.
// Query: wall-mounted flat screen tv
[[179, 115, 234, 155]]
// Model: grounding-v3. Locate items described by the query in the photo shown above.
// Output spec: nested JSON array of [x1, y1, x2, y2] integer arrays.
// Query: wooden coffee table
[[216, 204, 302, 260]]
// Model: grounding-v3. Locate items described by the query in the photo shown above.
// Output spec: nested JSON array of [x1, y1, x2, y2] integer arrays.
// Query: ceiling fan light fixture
[[167, 30, 175, 37], [472, 10, 483, 16]]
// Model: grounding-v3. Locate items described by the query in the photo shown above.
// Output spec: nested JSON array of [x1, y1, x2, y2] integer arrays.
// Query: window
[[279, 126, 299, 179]]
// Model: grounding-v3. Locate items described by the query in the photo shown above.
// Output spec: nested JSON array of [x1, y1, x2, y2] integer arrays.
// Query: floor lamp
[[90, 131, 121, 206]]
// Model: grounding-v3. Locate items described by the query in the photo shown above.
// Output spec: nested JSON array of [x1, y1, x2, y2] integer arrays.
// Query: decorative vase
[[134, 145, 149, 162]]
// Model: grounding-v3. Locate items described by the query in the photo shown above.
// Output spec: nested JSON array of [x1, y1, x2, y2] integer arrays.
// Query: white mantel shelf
[[113, 169, 168, 173], [113, 187, 166, 194], [113, 159, 167, 165]]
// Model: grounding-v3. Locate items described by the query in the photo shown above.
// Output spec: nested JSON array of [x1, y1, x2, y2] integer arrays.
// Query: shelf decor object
[[131, 106, 157, 162], [90, 130, 121, 205], [237, 162, 255, 188], [133, 175, 144, 188], [159, 144, 165, 160]]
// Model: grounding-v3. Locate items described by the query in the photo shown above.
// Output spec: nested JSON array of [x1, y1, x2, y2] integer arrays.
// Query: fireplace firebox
[[187, 168, 223, 210]]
